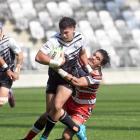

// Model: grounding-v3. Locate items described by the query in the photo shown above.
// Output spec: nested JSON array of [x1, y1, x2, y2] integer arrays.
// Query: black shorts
[[0, 72, 13, 89], [46, 68, 73, 94]]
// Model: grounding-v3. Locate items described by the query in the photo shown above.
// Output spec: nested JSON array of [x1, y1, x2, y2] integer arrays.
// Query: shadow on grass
[[94, 110, 140, 116], [0, 124, 140, 131], [88, 125, 140, 131], [0, 113, 41, 118]]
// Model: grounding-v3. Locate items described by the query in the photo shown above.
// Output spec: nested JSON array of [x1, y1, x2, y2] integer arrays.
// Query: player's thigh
[[0, 86, 9, 106], [54, 85, 72, 108], [46, 93, 55, 113]]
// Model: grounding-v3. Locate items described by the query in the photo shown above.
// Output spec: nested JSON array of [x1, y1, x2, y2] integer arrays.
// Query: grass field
[[0, 84, 140, 140]]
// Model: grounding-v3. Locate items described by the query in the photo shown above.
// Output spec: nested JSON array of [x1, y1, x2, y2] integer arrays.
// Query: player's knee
[[63, 133, 72, 140], [54, 102, 63, 112], [0, 97, 8, 106]]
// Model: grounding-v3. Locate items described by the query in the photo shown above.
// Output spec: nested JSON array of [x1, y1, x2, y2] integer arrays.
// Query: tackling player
[[57, 49, 110, 140]]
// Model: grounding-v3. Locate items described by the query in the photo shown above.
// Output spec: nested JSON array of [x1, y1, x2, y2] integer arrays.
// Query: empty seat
[[46, 2, 60, 21], [8, 0, 23, 20], [46, 30, 57, 39], [58, 1, 73, 17], [80, 0, 94, 10], [94, 1, 105, 11], [0, 2, 11, 20], [106, 27, 122, 44], [78, 20, 97, 45], [115, 19, 132, 41], [114, 0, 126, 10], [15, 18, 29, 30], [131, 28, 140, 46], [86, 10, 102, 29], [103, 46, 120, 68], [126, 19, 138, 29], [29, 21, 45, 40], [127, 0, 140, 11], [132, 28, 140, 40], [38, 11, 53, 30], [19, 0, 37, 20], [34, 2, 46, 12], [67, 0, 81, 10], [74, 9, 86, 21], [99, 10, 113, 25], [129, 47, 140, 66], [95, 29, 111, 47], [106, 1, 121, 19], [134, 10, 140, 26], [122, 10, 134, 21]]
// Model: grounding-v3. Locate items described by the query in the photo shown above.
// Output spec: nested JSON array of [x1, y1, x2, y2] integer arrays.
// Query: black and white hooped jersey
[[40, 32, 88, 74], [0, 35, 21, 72]]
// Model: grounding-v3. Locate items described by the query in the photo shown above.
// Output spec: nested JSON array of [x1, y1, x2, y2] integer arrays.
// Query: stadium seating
[[1, 0, 140, 69]]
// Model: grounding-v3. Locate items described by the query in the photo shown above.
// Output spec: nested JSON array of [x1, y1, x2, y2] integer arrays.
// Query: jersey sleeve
[[40, 41, 52, 55], [9, 38, 22, 54], [40, 37, 59, 56], [85, 70, 102, 85]]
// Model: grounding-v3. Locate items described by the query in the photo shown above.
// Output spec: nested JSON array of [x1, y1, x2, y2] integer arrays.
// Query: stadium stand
[[0, 0, 140, 71]]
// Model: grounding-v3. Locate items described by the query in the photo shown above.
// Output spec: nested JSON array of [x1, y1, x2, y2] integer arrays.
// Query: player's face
[[60, 27, 75, 42], [91, 51, 104, 67]]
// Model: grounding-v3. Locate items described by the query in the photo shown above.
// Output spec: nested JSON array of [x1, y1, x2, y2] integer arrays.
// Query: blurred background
[[1, 0, 140, 87]]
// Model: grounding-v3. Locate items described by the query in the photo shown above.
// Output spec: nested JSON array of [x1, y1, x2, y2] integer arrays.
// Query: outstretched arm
[[14, 52, 23, 80], [79, 49, 93, 73], [57, 69, 100, 87]]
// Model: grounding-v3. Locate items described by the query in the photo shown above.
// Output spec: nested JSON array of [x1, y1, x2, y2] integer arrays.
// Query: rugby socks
[[41, 115, 57, 138], [23, 114, 47, 139], [59, 111, 80, 133], [23, 129, 38, 140]]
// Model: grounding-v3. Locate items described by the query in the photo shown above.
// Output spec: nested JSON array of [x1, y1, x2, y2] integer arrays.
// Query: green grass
[[0, 85, 140, 140]]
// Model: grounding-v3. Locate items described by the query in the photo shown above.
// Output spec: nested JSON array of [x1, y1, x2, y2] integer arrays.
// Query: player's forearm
[[35, 51, 51, 65], [79, 49, 88, 65], [0, 57, 6, 66], [57, 69, 88, 87], [35, 51, 64, 67], [0, 57, 10, 71], [80, 49, 93, 73], [57, 69, 74, 81], [15, 52, 23, 73]]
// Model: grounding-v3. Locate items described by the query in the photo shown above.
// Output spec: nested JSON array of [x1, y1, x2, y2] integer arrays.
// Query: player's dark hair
[[97, 49, 110, 67], [59, 17, 76, 30]]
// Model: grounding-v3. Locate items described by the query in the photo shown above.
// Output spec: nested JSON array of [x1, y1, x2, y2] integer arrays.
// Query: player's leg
[[22, 75, 57, 140], [46, 92, 54, 113], [0, 75, 13, 107], [74, 105, 93, 140], [8, 88, 15, 108], [40, 85, 73, 139], [61, 117, 87, 140], [62, 127, 75, 140], [0, 86, 9, 107], [40, 85, 88, 140], [62, 98, 89, 140], [50, 85, 73, 121], [22, 93, 55, 140], [58, 118, 87, 140]]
